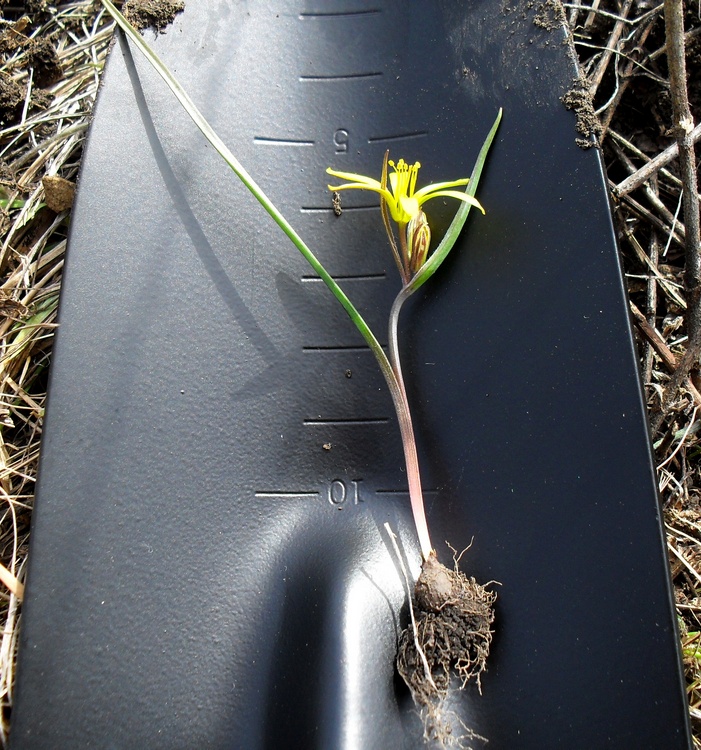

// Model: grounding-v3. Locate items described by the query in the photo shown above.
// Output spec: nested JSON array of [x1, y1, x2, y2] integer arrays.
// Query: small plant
[[100, 1, 501, 743], [327, 142, 501, 747]]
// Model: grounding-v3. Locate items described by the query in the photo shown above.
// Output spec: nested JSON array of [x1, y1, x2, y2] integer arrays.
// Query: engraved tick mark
[[302, 344, 386, 353], [368, 131, 429, 144], [299, 10, 381, 19], [255, 491, 319, 498], [304, 418, 389, 426], [300, 273, 386, 283], [299, 72, 382, 82], [253, 136, 315, 147], [301, 204, 379, 214]]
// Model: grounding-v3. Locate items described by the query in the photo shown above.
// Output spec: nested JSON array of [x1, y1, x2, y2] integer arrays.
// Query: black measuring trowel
[[10, 2, 692, 748]]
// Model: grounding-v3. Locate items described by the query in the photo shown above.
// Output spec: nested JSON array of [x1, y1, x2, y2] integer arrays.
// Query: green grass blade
[[405, 108, 502, 295]]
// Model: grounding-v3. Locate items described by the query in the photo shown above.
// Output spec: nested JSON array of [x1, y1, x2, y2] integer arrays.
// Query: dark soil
[[25, 37, 61, 87], [0, 72, 24, 127], [397, 553, 496, 747], [123, 0, 184, 32], [533, 0, 567, 32], [0, 16, 61, 127], [561, 72, 602, 148]]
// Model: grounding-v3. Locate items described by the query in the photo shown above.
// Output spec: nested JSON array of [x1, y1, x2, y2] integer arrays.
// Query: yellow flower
[[326, 156, 483, 225], [326, 152, 484, 283]]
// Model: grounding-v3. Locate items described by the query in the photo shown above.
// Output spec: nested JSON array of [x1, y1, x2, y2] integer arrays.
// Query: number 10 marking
[[327, 478, 362, 506]]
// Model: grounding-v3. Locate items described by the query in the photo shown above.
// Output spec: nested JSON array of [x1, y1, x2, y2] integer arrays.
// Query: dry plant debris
[[0, 0, 696, 746]]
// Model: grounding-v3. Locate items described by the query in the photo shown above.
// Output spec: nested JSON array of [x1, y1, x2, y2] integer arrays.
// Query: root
[[396, 550, 496, 748]]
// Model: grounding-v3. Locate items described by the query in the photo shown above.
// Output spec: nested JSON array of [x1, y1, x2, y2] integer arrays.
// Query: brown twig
[[630, 300, 678, 371], [614, 183, 686, 247], [587, 0, 634, 97], [610, 140, 684, 235], [599, 15, 657, 141], [644, 226, 660, 383], [651, 330, 701, 432], [664, 0, 701, 341], [611, 122, 701, 198], [630, 300, 701, 413]]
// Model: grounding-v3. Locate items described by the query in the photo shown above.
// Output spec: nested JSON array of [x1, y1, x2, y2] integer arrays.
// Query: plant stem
[[650, 0, 701, 420], [389, 286, 433, 561]]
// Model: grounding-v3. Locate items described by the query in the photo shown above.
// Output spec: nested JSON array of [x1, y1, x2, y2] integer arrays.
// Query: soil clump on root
[[397, 552, 496, 748]]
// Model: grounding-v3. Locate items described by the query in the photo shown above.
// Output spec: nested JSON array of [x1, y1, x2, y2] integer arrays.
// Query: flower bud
[[407, 211, 431, 275]]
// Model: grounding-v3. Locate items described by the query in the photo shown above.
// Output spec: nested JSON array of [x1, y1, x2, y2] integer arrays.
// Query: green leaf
[[405, 108, 502, 294], [0, 199, 25, 210], [5, 293, 59, 363]]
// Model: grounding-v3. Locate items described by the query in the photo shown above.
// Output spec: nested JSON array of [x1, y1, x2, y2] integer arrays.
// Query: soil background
[[0, 0, 697, 746]]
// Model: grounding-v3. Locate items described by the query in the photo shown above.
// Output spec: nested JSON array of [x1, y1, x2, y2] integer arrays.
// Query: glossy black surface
[[11, 2, 691, 748]]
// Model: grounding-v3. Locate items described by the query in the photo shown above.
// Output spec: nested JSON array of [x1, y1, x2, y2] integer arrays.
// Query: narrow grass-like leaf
[[405, 108, 502, 295], [3, 294, 59, 366], [0, 200, 25, 210]]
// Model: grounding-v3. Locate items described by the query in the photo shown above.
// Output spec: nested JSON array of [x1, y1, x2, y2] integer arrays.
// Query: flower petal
[[325, 167, 382, 189], [326, 182, 395, 205], [389, 170, 399, 196], [413, 178, 470, 198], [398, 195, 420, 221], [418, 190, 485, 214]]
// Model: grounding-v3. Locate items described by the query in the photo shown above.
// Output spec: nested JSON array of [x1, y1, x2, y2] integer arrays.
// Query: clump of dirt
[[332, 190, 342, 216], [26, 37, 62, 87], [0, 78, 52, 131], [533, 0, 567, 32], [41, 175, 75, 212], [0, 17, 30, 55], [0, 72, 26, 126], [561, 72, 602, 149], [0, 162, 16, 189], [397, 552, 496, 747], [123, 0, 185, 32], [25, 0, 51, 17], [0, 20, 60, 124]]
